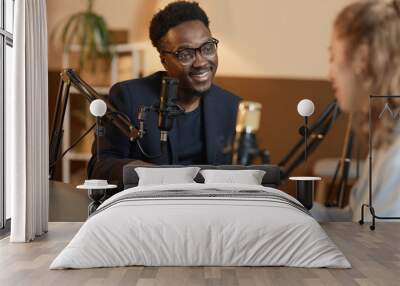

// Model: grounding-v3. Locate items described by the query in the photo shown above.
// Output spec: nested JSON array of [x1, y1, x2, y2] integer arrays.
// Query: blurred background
[[47, 0, 360, 201]]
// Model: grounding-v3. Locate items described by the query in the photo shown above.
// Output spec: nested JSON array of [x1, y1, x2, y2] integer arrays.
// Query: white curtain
[[7, 0, 49, 242]]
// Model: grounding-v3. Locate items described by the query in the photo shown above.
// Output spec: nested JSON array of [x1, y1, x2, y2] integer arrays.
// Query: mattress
[[50, 183, 351, 269]]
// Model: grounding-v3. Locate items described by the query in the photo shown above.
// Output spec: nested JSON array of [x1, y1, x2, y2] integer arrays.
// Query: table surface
[[289, 176, 322, 181], [76, 184, 118, 190]]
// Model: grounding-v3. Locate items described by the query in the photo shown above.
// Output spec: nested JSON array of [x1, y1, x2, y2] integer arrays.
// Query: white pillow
[[135, 167, 200, 186], [200, 169, 266, 185]]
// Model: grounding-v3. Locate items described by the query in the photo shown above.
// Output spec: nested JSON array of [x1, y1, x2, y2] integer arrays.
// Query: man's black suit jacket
[[87, 71, 241, 185]]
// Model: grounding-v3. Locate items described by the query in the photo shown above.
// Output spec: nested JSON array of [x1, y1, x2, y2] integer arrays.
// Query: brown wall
[[47, 0, 351, 78], [49, 71, 349, 194], [214, 76, 349, 194]]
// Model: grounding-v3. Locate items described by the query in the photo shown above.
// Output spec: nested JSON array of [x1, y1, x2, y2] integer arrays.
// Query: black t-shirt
[[176, 105, 206, 164]]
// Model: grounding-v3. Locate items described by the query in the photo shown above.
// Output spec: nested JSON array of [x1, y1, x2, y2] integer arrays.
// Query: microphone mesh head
[[236, 101, 262, 133]]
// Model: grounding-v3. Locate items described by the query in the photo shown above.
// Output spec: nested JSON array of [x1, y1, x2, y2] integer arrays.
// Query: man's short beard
[[181, 86, 211, 98]]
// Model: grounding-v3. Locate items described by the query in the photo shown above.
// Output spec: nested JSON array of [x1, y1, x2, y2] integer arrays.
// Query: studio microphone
[[158, 77, 180, 143], [232, 101, 266, 165]]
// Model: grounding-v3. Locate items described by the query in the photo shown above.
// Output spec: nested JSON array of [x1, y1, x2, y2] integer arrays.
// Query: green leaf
[[94, 15, 110, 56], [61, 13, 82, 47], [88, 14, 98, 71], [78, 14, 90, 69], [64, 13, 84, 52]]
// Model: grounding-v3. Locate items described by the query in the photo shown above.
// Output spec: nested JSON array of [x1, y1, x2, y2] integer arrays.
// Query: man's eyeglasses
[[161, 38, 219, 65]]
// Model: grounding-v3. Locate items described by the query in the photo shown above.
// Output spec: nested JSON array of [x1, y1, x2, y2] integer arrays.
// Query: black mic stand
[[278, 100, 361, 209], [157, 77, 185, 157], [134, 77, 184, 163], [231, 101, 270, 165], [95, 116, 105, 163], [49, 69, 140, 180], [233, 132, 270, 165], [278, 100, 341, 179], [304, 116, 309, 161], [49, 69, 186, 179]]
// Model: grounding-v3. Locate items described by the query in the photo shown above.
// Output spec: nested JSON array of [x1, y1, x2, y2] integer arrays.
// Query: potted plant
[[51, 0, 115, 157], [52, 0, 111, 73]]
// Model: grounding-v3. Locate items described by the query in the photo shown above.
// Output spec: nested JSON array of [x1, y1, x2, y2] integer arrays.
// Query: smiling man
[[88, 1, 241, 185]]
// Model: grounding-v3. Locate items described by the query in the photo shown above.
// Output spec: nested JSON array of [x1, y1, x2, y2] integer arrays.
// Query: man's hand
[[126, 160, 153, 166]]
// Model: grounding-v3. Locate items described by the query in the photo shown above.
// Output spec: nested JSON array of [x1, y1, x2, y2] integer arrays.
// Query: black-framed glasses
[[161, 38, 219, 65]]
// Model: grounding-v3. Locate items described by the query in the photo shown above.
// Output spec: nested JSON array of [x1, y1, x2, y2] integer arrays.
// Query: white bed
[[50, 183, 351, 269]]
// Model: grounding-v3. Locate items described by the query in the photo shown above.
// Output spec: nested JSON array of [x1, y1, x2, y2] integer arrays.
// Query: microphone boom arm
[[278, 100, 341, 179], [49, 69, 140, 179], [63, 69, 139, 140]]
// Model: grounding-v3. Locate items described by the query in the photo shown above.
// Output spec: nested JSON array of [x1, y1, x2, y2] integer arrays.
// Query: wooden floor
[[0, 222, 399, 286]]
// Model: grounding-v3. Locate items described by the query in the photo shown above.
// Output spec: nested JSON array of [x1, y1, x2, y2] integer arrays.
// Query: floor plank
[[0, 222, 399, 286]]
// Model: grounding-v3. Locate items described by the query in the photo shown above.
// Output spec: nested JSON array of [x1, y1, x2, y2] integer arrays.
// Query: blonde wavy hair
[[334, 0, 400, 148]]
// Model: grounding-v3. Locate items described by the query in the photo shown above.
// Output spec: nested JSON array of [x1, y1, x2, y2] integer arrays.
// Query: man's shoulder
[[210, 83, 241, 103], [111, 71, 163, 92]]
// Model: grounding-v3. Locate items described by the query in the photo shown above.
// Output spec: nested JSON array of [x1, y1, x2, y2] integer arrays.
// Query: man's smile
[[189, 68, 212, 82]]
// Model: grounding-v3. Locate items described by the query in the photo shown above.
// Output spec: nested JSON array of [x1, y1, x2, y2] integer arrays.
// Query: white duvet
[[50, 183, 351, 269]]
